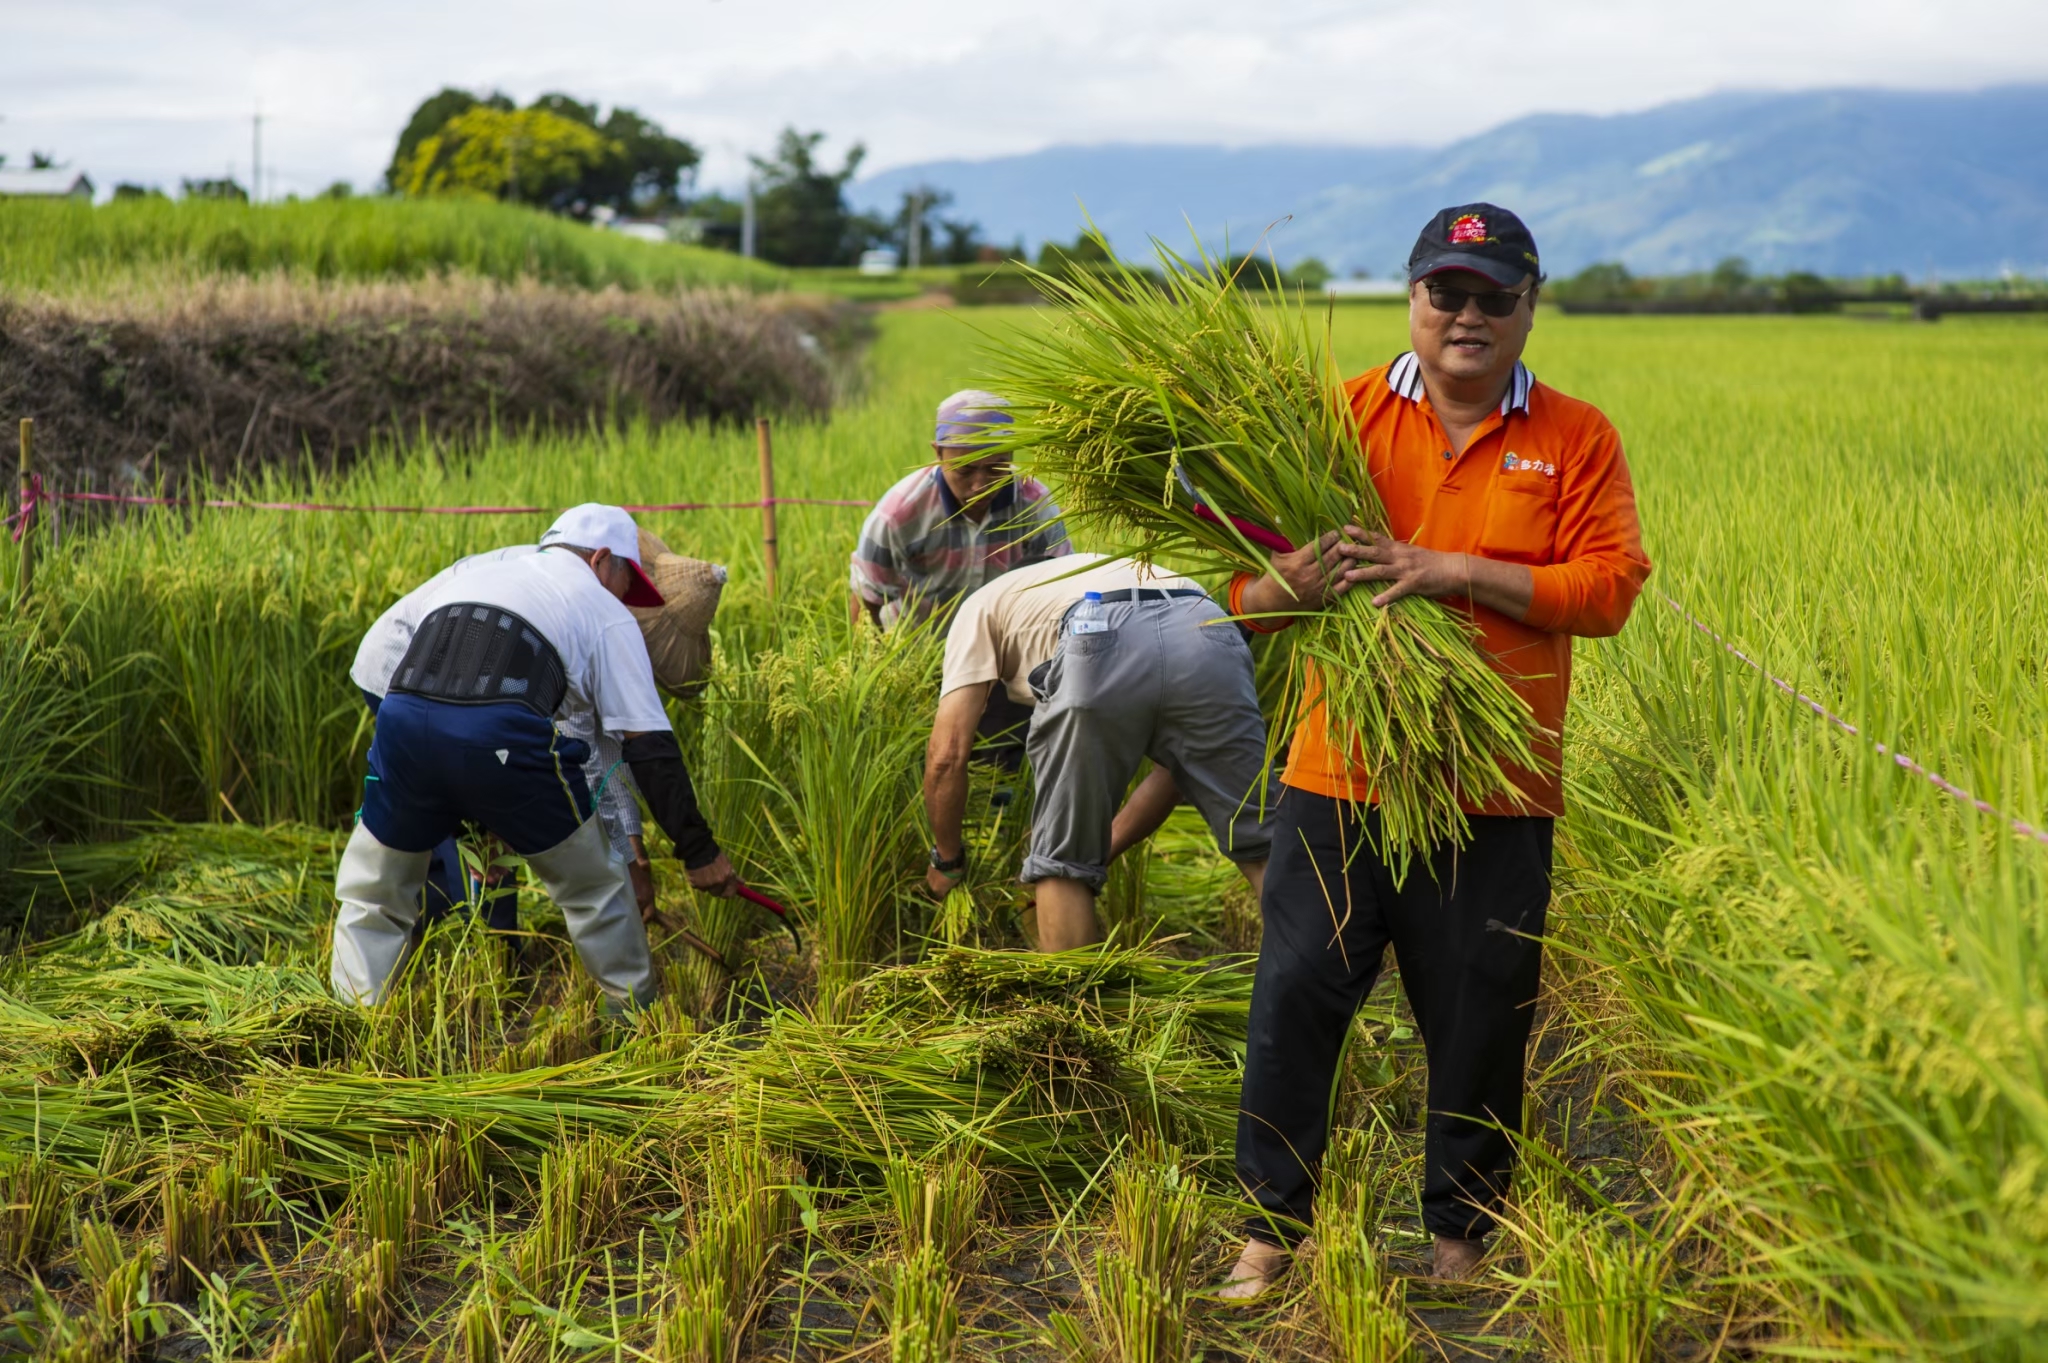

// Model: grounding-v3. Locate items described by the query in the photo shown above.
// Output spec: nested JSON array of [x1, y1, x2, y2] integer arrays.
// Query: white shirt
[[352, 546, 671, 737]]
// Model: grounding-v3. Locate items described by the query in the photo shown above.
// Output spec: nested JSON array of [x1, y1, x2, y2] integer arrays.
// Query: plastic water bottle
[[1069, 591, 1111, 636]]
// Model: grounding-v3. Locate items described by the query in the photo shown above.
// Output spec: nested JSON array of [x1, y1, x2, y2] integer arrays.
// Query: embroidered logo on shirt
[[1504, 452, 1556, 477], [495, 749, 510, 765], [1448, 214, 1489, 245]]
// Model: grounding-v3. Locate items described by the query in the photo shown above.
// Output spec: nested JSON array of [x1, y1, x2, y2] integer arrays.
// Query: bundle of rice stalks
[[855, 944, 1253, 1059], [27, 823, 337, 966], [0, 957, 356, 1076], [696, 974, 1240, 1196], [987, 241, 1545, 872]]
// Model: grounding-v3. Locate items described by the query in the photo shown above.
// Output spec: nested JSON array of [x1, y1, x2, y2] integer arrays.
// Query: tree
[[1710, 256, 1752, 295], [388, 88, 700, 216], [397, 107, 620, 207], [1037, 232, 1113, 273], [750, 129, 866, 267], [113, 183, 166, 201], [181, 177, 249, 202], [881, 187, 988, 266], [386, 87, 513, 191], [1778, 271, 1839, 313], [1558, 261, 1636, 303]]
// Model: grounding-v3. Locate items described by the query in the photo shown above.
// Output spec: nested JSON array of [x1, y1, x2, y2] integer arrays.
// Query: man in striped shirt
[[848, 389, 1072, 631]]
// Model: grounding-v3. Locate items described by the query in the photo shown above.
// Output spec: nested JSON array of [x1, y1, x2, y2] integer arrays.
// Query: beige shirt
[[939, 553, 1204, 703]]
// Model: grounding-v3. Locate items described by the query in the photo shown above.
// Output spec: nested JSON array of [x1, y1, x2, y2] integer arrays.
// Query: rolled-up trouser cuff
[[1018, 852, 1108, 892]]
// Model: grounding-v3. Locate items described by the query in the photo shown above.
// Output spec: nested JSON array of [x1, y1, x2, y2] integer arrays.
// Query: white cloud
[[4, 0, 2044, 197]]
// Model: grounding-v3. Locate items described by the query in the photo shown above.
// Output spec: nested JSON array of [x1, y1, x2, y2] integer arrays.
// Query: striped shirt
[[850, 465, 1072, 629]]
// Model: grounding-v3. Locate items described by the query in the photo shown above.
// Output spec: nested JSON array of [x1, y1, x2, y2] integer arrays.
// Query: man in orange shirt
[[1221, 204, 1651, 1292]]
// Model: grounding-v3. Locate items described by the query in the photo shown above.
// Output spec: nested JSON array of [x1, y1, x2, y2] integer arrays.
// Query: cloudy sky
[[7, 0, 2046, 197]]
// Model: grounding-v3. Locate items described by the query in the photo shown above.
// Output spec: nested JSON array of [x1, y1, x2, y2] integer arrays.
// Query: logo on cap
[[1448, 214, 1489, 245]]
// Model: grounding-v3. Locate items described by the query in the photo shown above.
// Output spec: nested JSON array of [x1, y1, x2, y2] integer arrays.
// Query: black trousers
[[1236, 788, 1552, 1243], [975, 686, 1034, 773]]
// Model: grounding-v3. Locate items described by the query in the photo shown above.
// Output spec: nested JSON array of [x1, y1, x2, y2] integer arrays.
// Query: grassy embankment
[[0, 303, 2043, 1359], [0, 196, 787, 295]]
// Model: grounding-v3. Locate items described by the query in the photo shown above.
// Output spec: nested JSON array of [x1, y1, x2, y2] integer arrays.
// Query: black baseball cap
[[1406, 203, 1542, 288]]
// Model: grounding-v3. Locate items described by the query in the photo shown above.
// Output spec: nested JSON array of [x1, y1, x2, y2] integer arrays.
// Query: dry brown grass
[[0, 275, 854, 485]]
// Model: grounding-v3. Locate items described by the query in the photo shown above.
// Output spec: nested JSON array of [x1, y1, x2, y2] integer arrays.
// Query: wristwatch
[[929, 846, 967, 876]]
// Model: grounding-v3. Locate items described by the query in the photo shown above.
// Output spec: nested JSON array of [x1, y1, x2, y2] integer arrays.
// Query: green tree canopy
[[751, 129, 866, 267], [388, 88, 699, 215], [386, 87, 514, 192], [397, 107, 620, 207]]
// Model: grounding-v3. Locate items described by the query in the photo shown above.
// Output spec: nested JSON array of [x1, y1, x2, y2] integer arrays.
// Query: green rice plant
[[351, 1127, 479, 1269], [0, 617, 99, 897], [361, 913, 526, 1076], [1314, 1125, 1411, 1363], [884, 1150, 986, 1268], [713, 616, 939, 1013], [160, 1151, 264, 1303], [1056, 1149, 1206, 1363], [1494, 1161, 1665, 1363], [886, 1243, 961, 1363], [986, 239, 1544, 876], [509, 1133, 628, 1299], [0, 1154, 68, 1272], [653, 1136, 795, 1363], [0, 195, 787, 295], [44, 1218, 162, 1362], [268, 1274, 354, 1363]]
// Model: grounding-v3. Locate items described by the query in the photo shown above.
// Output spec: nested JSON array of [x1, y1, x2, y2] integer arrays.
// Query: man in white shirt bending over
[[330, 504, 738, 1013], [921, 554, 1273, 949]]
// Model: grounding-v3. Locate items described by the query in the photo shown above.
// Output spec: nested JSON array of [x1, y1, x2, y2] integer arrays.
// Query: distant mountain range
[[849, 85, 2048, 279]]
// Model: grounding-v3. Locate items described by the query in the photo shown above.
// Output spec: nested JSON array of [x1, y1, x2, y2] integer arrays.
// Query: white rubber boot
[[331, 822, 433, 1006], [524, 815, 657, 1013]]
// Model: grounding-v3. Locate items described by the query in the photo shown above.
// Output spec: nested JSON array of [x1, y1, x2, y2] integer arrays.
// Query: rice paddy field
[[0, 298, 2043, 1361]]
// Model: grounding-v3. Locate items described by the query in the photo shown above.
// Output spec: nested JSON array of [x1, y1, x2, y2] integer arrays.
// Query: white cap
[[539, 503, 665, 607]]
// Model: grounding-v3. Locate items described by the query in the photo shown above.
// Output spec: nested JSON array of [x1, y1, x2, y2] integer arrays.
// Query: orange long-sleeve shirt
[[1229, 353, 1651, 816]]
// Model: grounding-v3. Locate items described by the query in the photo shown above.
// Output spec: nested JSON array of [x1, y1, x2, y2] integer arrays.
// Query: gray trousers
[[1022, 596, 1274, 889]]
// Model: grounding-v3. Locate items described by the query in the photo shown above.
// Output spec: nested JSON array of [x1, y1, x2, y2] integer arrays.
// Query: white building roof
[[0, 167, 93, 198]]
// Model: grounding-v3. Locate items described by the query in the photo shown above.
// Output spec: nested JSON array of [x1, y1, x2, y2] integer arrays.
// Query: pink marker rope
[[24, 490, 869, 517], [1662, 593, 2048, 847], [7, 473, 44, 543]]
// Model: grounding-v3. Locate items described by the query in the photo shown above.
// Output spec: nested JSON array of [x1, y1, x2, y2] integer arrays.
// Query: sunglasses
[[1424, 282, 1530, 318]]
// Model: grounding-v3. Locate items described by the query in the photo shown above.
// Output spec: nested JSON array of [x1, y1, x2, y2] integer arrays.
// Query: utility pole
[[907, 191, 923, 271], [741, 177, 757, 259], [251, 108, 262, 203]]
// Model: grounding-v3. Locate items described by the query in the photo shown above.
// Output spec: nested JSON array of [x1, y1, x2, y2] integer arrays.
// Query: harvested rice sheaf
[[986, 241, 1548, 874]]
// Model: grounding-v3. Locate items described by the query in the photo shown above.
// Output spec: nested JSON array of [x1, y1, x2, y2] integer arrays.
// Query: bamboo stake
[[756, 417, 779, 599], [17, 418, 33, 603]]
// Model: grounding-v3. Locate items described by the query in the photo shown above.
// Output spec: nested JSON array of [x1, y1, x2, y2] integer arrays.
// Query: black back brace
[[389, 602, 569, 718]]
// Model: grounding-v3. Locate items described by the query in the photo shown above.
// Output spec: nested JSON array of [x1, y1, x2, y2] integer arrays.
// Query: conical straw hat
[[630, 528, 726, 697]]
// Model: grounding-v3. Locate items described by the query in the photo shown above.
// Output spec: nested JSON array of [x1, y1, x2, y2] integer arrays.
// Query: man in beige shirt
[[921, 553, 1273, 948]]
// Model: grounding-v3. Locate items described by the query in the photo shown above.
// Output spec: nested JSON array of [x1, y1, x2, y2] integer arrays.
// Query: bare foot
[[1431, 1234, 1486, 1281], [1217, 1238, 1291, 1301]]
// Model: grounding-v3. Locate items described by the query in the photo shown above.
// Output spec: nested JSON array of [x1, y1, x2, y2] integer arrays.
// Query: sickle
[[736, 883, 803, 953]]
